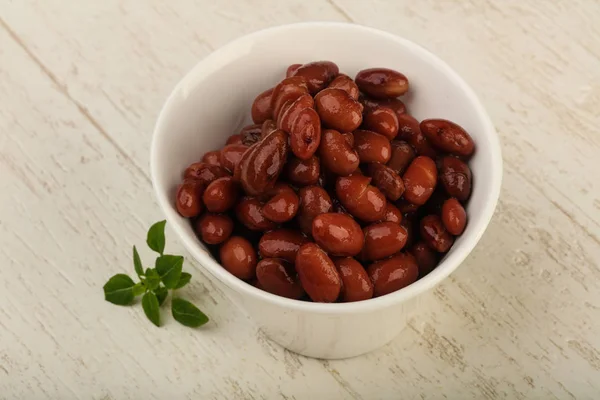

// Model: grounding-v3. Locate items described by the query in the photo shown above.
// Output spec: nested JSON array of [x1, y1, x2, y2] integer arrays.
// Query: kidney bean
[[420, 119, 475, 157], [312, 213, 364, 256], [328, 74, 359, 100], [439, 156, 472, 201], [195, 213, 233, 245], [256, 258, 305, 299], [441, 198, 467, 235], [258, 229, 309, 262], [271, 76, 309, 120], [291, 61, 339, 94], [262, 184, 299, 223], [184, 162, 229, 185], [261, 119, 278, 139], [285, 155, 320, 186], [342, 132, 354, 147], [360, 96, 406, 119], [314, 88, 363, 132], [319, 129, 360, 176], [362, 107, 399, 140], [251, 88, 274, 124], [387, 140, 416, 174], [382, 202, 403, 224], [290, 107, 321, 160], [295, 243, 341, 302], [403, 156, 437, 205], [396, 114, 437, 158], [367, 163, 404, 201], [410, 241, 438, 277], [362, 222, 408, 261], [175, 179, 204, 218], [278, 93, 314, 133], [203, 176, 239, 213], [220, 236, 257, 280], [202, 150, 222, 166], [297, 185, 333, 235], [220, 144, 249, 173], [335, 175, 386, 222], [286, 63, 302, 77], [355, 68, 409, 98], [367, 253, 418, 297], [235, 197, 277, 231], [334, 258, 373, 302], [236, 129, 289, 196], [240, 124, 263, 145], [353, 129, 391, 164], [226, 134, 243, 145], [420, 215, 454, 252]]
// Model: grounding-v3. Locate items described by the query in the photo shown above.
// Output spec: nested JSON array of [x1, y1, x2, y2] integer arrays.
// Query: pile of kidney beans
[[175, 61, 474, 303]]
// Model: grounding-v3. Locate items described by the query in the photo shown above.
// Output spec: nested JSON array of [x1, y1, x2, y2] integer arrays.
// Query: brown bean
[[355, 68, 409, 98], [328, 74, 359, 100], [201, 150, 222, 166], [342, 132, 354, 147], [314, 88, 363, 132], [420, 215, 454, 252], [203, 176, 239, 213], [262, 184, 299, 223], [235, 197, 277, 231], [382, 202, 403, 224], [183, 162, 229, 185], [256, 258, 305, 299], [220, 144, 249, 173], [251, 88, 274, 124], [420, 119, 474, 157], [362, 107, 399, 140], [175, 179, 204, 218], [396, 114, 437, 158], [409, 241, 438, 277], [319, 129, 360, 176], [236, 129, 289, 196], [261, 119, 278, 139], [334, 258, 373, 302], [360, 96, 406, 119], [335, 175, 386, 222], [295, 243, 341, 302], [195, 213, 233, 245], [278, 93, 314, 133], [291, 61, 339, 94], [387, 140, 416, 174], [402, 156, 437, 205], [258, 229, 309, 262], [362, 222, 408, 261], [367, 253, 418, 296], [240, 124, 263, 146], [226, 134, 243, 145], [286, 63, 302, 77], [285, 155, 320, 186], [290, 107, 321, 160], [220, 236, 257, 280], [353, 129, 391, 164], [312, 213, 364, 256], [367, 163, 405, 201], [441, 198, 467, 235], [271, 76, 309, 120], [297, 185, 332, 235], [439, 156, 472, 201]]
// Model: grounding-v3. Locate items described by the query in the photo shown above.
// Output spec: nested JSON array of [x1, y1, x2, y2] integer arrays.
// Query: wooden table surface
[[1, 0, 599, 398]]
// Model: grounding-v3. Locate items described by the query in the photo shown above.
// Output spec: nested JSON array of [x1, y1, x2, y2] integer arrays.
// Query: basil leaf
[[155, 255, 183, 289], [174, 272, 192, 289], [154, 286, 168, 306], [144, 268, 161, 291], [132, 282, 146, 296], [146, 220, 167, 255], [133, 245, 144, 277], [142, 292, 160, 326], [171, 298, 209, 327], [103, 274, 136, 305]]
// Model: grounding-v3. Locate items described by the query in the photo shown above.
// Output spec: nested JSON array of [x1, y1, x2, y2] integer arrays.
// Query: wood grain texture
[[0, 0, 599, 398]]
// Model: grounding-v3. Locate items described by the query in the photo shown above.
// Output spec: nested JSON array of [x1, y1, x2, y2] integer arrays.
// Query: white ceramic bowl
[[151, 22, 502, 359]]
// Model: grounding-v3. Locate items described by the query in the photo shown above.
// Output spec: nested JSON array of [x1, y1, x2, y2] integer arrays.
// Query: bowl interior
[[151, 23, 501, 312]]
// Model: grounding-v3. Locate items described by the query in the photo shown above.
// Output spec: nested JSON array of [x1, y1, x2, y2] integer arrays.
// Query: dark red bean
[[367, 253, 418, 296], [295, 243, 341, 302], [420, 119, 475, 157], [220, 236, 257, 280], [175, 179, 204, 218], [334, 257, 373, 302], [312, 213, 364, 257], [441, 198, 467, 235], [195, 213, 233, 245], [420, 215, 454, 253], [256, 258, 305, 299], [355, 68, 409, 98]]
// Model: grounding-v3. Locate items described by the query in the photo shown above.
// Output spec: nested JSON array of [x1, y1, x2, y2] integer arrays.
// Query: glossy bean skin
[[202, 150, 222, 166], [362, 222, 408, 261], [258, 229, 309, 263], [220, 144, 249, 173], [226, 134, 243, 145], [410, 241, 438, 277], [312, 213, 364, 256], [396, 114, 437, 158], [278, 93, 314, 133], [342, 132, 354, 147], [220, 236, 257, 280], [235, 197, 277, 231], [382, 202, 403, 224], [387, 140, 416, 174], [195, 213, 233, 245], [285, 155, 320, 186], [362, 107, 399, 140], [360, 96, 406, 119], [367, 253, 418, 297], [441, 198, 467, 235], [291, 61, 339, 94], [402, 156, 438, 205], [251, 88, 274, 124], [335, 175, 387, 222], [297, 185, 333, 235], [286, 63, 302, 77], [439, 156, 472, 201], [328, 74, 359, 100], [256, 258, 305, 299], [295, 243, 341, 302], [203, 176, 239, 213], [236, 129, 289, 196], [175, 179, 204, 218], [261, 119, 278, 139], [420, 215, 454, 252], [368, 163, 405, 201], [262, 184, 299, 223], [319, 129, 360, 176], [290, 107, 321, 160], [314, 88, 363, 132], [183, 163, 229, 185], [355, 68, 409, 98], [420, 119, 475, 157], [240, 124, 263, 146], [353, 129, 392, 164], [271, 76, 309, 120], [334, 257, 373, 302]]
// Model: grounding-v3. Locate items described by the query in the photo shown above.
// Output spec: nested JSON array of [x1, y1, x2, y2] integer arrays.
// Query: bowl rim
[[150, 21, 503, 314]]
